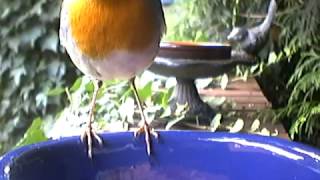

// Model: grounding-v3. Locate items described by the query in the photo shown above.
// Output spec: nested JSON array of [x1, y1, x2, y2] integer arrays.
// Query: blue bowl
[[1, 131, 320, 180]]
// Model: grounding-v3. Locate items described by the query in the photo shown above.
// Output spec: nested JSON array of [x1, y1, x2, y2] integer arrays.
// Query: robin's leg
[[81, 79, 103, 158], [130, 78, 158, 156]]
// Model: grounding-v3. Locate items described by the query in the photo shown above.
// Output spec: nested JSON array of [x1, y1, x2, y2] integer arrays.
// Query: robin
[[59, 0, 166, 158]]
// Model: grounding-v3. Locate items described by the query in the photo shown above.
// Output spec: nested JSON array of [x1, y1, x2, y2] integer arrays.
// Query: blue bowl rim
[[1, 131, 320, 169]]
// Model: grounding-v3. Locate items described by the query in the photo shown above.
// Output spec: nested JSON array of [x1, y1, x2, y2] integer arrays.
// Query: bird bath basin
[[148, 42, 255, 124], [1, 131, 320, 180]]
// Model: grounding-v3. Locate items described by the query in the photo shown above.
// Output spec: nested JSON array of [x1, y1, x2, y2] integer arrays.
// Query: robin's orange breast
[[66, 0, 164, 59]]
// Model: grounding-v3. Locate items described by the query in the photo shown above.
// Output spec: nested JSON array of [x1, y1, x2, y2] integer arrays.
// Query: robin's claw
[[81, 127, 103, 159], [134, 123, 157, 156]]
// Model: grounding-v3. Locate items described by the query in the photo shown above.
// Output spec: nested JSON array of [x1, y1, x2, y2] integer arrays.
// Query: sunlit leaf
[[161, 106, 172, 118], [138, 81, 152, 102], [70, 77, 82, 92], [250, 119, 261, 132], [119, 97, 135, 123], [15, 118, 48, 147], [174, 103, 189, 116], [47, 87, 65, 96], [161, 88, 174, 108], [85, 81, 94, 93], [196, 78, 213, 89], [259, 128, 271, 136], [268, 52, 278, 64], [165, 116, 185, 130], [220, 74, 228, 90], [210, 113, 222, 132], [229, 118, 244, 133]]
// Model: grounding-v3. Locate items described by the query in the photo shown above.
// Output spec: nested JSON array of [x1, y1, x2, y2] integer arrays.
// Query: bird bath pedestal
[[149, 42, 255, 124]]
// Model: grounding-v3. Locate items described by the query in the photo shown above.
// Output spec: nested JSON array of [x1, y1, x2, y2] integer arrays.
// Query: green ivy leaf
[[48, 61, 62, 77], [70, 77, 82, 92], [47, 87, 65, 96], [85, 81, 94, 93], [161, 88, 173, 108], [10, 66, 27, 85], [138, 81, 152, 102], [15, 118, 48, 148], [40, 30, 58, 52]]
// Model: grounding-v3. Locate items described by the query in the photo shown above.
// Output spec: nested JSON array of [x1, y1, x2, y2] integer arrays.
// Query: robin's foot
[[81, 126, 103, 159], [81, 80, 102, 158], [130, 78, 158, 156], [134, 122, 158, 156]]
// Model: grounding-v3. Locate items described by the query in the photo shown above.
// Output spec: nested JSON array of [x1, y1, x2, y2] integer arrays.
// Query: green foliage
[[2, 0, 319, 154], [272, 0, 320, 143], [166, 0, 320, 143], [0, 0, 78, 154], [164, 0, 278, 79], [164, 0, 235, 42], [164, 0, 275, 43], [15, 117, 48, 148], [46, 77, 130, 138], [46, 74, 174, 139]]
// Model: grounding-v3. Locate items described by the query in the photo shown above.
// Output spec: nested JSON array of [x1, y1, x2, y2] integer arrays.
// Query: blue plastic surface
[[1, 131, 320, 180]]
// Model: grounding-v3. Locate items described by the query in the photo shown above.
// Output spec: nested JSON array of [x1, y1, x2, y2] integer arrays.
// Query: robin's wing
[[156, 0, 167, 38]]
